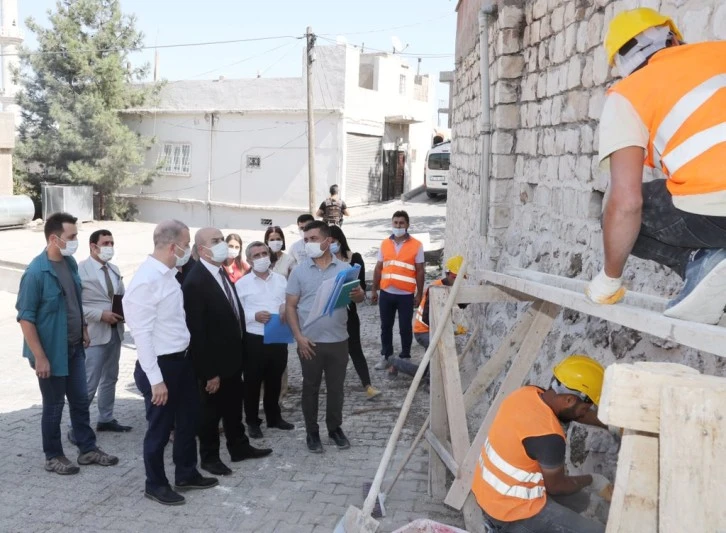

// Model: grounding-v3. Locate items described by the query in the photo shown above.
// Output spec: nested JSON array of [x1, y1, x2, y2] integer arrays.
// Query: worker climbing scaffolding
[[586, 8, 726, 325]]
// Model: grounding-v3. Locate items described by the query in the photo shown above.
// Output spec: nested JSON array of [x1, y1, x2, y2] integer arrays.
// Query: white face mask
[[299, 229, 306, 239], [330, 242, 341, 255], [98, 246, 114, 262], [175, 244, 191, 267], [206, 241, 229, 263], [305, 241, 325, 259], [227, 246, 239, 259], [253, 256, 271, 273], [59, 238, 78, 257], [268, 240, 283, 253], [392, 227, 407, 237]]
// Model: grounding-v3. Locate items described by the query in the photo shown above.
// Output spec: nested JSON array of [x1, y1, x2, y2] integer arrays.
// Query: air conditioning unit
[[41, 184, 94, 222]]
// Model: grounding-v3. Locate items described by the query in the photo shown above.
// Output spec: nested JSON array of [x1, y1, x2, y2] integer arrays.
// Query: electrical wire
[[316, 35, 453, 59], [256, 41, 301, 77], [183, 40, 298, 80], [320, 11, 455, 37]]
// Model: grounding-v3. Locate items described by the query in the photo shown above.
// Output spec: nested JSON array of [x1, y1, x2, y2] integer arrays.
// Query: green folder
[[334, 280, 361, 309]]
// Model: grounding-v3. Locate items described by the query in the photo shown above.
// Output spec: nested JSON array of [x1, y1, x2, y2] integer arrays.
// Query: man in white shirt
[[236, 241, 295, 439], [124, 220, 218, 506], [289, 213, 315, 264], [75, 229, 130, 437]]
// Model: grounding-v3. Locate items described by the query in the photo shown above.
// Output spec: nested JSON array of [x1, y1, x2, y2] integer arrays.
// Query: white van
[[424, 141, 450, 198]]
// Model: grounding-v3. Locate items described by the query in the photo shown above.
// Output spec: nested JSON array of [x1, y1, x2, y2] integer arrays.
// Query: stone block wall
[[447, 0, 726, 477]]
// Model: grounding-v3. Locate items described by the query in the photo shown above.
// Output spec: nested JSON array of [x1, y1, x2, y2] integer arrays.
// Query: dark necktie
[[219, 268, 241, 324], [101, 265, 114, 300]]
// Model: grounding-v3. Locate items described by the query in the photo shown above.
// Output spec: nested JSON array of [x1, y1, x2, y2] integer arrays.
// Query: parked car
[[424, 141, 450, 198]]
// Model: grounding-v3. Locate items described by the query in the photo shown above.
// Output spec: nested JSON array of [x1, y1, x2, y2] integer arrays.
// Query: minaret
[[0, 0, 22, 116]]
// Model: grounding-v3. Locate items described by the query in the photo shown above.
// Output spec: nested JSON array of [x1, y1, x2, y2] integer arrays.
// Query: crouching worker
[[472, 355, 613, 533]]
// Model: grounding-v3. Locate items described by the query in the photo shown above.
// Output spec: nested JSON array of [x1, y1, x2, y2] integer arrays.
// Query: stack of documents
[[303, 264, 361, 328]]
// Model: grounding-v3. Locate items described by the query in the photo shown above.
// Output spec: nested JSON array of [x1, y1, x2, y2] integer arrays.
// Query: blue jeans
[[85, 331, 122, 423], [379, 290, 414, 359], [134, 359, 201, 490], [37, 343, 97, 459], [630, 180, 726, 278], [485, 493, 604, 533]]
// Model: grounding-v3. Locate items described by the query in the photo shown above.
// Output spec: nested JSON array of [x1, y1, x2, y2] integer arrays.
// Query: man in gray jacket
[[76, 229, 131, 434]]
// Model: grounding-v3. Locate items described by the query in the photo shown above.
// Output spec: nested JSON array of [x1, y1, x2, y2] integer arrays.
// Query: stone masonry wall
[[447, 0, 726, 478]]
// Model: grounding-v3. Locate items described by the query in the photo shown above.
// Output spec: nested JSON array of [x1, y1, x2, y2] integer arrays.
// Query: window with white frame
[[399, 74, 407, 95], [158, 142, 191, 175]]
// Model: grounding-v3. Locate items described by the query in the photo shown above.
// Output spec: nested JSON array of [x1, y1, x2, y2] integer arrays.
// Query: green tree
[[14, 0, 161, 220]]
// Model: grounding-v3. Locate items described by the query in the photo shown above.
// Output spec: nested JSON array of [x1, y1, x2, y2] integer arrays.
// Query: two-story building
[[121, 44, 434, 229]]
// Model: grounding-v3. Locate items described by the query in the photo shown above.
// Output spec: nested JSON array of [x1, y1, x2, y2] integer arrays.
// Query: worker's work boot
[[663, 248, 726, 324]]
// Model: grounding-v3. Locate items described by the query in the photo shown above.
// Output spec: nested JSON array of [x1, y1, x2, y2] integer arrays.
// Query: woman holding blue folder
[[329, 226, 382, 400]]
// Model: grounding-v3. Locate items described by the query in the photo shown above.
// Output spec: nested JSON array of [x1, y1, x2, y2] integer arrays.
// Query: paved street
[[0, 195, 465, 533]]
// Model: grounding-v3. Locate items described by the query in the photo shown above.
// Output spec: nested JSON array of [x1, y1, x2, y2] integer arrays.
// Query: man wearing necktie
[[181, 227, 272, 477], [75, 229, 131, 436]]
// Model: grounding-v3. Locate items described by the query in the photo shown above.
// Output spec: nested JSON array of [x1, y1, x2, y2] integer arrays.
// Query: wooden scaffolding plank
[[430, 287, 471, 464], [598, 363, 725, 433], [660, 386, 726, 533], [454, 284, 535, 305], [428, 309, 449, 499], [445, 300, 560, 510], [481, 269, 726, 358], [605, 430, 659, 533], [425, 430, 458, 474]]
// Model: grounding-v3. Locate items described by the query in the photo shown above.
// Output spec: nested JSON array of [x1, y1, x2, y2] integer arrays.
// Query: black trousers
[[347, 306, 372, 387], [197, 369, 249, 463], [134, 358, 200, 490], [299, 340, 348, 434], [243, 333, 288, 426]]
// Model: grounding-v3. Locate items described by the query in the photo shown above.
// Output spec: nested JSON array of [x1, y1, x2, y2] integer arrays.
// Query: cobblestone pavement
[[0, 204, 466, 533]]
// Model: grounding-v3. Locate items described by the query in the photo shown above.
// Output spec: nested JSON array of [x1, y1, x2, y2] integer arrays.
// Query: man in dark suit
[[182, 227, 272, 476]]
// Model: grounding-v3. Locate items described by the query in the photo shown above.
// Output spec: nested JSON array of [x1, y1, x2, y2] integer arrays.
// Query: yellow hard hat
[[604, 8, 682, 66], [552, 355, 605, 405], [445, 255, 464, 275]]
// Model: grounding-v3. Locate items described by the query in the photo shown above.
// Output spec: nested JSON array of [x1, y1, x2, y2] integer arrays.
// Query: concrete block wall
[[447, 0, 726, 477]]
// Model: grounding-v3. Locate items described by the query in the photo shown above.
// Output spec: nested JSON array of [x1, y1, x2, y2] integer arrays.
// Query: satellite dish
[[392, 36, 404, 54], [336, 35, 348, 45]]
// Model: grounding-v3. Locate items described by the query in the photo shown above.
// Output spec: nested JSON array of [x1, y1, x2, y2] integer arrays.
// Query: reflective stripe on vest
[[383, 260, 416, 271], [478, 454, 546, 501], [484, 438, 544, 484], [653, 74, 726, 172], [382, 273, 416, 284]]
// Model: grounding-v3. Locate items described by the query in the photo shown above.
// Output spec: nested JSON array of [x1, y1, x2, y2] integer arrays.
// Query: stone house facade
[[446, 0, 726, 473]]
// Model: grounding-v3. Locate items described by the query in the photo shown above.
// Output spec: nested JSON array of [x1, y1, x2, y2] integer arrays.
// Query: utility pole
[[306, 26, 317, 215]]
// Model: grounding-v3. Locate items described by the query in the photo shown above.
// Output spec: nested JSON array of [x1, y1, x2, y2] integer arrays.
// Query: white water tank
[[0, 194, 34, 227]]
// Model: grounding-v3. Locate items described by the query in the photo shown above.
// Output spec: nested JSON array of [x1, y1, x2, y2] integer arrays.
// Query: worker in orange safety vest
[[473, 355, 616, 533], [371, 210, 425, 370], [586, 8, 726, 325]]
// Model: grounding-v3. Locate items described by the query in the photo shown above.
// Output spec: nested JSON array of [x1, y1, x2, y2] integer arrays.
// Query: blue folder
[[263, 314, 295, 344]]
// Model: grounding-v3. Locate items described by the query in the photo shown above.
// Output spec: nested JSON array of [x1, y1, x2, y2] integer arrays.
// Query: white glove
[[586, 269, 626, 304]]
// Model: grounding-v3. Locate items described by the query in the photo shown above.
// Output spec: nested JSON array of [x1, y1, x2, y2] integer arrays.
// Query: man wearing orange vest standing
[[371, 210, 425, 370], [472, 355, 612, 533], [586, 9, 726, 325]]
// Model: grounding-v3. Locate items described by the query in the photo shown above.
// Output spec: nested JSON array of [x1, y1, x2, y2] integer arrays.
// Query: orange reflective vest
[[608, 42, 726, 204], [414, 280, 443, 334], [380, 237, 421, 293], [472, 386, 565, 522]]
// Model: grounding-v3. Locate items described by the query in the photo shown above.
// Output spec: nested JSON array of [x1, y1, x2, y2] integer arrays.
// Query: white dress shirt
[[123, 256, 190, 386], [91, 256, 119, 293], [235, 270, 287, 336], [200, 257, 241, 315]]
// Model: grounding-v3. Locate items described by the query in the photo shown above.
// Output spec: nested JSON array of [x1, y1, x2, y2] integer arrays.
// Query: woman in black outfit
[[329, 225, 381, 399]]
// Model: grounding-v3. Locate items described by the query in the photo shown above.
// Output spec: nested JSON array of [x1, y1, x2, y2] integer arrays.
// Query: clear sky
[[19, 0, 457, 124]]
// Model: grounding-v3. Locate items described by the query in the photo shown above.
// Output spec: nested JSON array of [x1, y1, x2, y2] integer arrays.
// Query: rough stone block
[[564, 0, 577, 26], [714, 4, 726, 39], [551, 95, 564, 125], [494, 104, 520, 129], [538, 41, 549, 70], [493, 154, 517, 180], [498, 29, 522, 55], [582, 56, 594, 88], [682, 6, 713, 41], [522, 74, 537, 101], [540, 15, 553, 40], [499, 5, 525, 29], [497, 55, 525, 79], [546, 67, 560, 97], [551, 32, 566, 64], [559, 154, 577, 180], [516, 129, 538, 155], [551, 6, 566, 32], [576, 21, 589, 53], [541, 127, 556, 156], [567, 57, 582, 89], [563, 90, 589, 122], [531, 20, 541, 43], [492, 131, 514, 154], [592, 46, 610, 86], [587, 12, 604, 50], [489, 205, 512, 230], [576, 155, 592, 183], [533, 0, 549, 21], [539, 98, 553, 126], [489, 177, 514, 203], [536, 73, 547, 98], [580, 124, 594, 154], [564, 23, 577, 56], [494, 81, 518, 104], [588, 87, 606, 120]]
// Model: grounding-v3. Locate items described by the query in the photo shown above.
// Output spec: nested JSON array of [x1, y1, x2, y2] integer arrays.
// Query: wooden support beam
[[428, 316, 449, 499], [454, 284, 535, 305], [605, 430, 659, 533], [425, 429, 459, 475], [481, 269, 726, 358], [598, 363, 725, 433], [660, 386, 726, 532], [431, 287, 471, 464], [445, 300, 560, 510]]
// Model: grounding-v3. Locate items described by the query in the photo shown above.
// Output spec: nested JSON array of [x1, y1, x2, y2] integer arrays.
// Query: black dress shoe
[[268, 419, 295, 431], [328, 428, 350, 450], [306, 432, 323, 454], [200, 460, 232, 476], [248, 424, 263, 439], [145, 485, 185, 506], [175, 474, 219, 491], [230, 445, 273, 462], [97, 420, 132, 432]]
